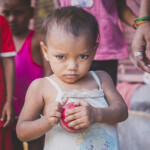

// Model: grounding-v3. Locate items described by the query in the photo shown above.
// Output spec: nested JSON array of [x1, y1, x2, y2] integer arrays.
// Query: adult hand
[[132, 22, 150, 73]]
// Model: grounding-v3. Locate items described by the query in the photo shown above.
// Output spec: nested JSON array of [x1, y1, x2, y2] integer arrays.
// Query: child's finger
[[65, 111, 81, 122], [74, 123, 87, 130], [3, 112, 11, 127], [1, 109, 6, 122], [74, 100, 88, 107], [3, 117, 10, 127], [47, 111, 61, 118], [48, 117, 60, 126], [61, 97, 68, 107], [68, 118, 87, 129]]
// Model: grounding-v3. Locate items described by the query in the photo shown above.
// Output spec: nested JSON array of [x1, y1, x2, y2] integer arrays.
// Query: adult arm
[[132, 0, 150, 73], [116, 0, 137, 26]]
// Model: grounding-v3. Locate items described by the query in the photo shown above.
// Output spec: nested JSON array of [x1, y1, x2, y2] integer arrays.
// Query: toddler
[[17, 7, 128, 150]]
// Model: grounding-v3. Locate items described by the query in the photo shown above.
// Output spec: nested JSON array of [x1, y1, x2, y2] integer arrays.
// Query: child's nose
[[67, 60, 78, 71], [8, 14, 15, 22]]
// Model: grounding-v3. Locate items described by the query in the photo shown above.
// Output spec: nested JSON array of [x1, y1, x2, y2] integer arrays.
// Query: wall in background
[[30, 0, 54, 32]]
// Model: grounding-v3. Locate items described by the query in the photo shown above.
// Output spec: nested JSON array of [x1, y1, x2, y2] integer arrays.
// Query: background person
[[0, 0, 52, 149], [0, 15, 16, 150]]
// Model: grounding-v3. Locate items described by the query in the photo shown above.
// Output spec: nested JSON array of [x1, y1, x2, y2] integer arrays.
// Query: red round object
[[59, 102, 84, 133]]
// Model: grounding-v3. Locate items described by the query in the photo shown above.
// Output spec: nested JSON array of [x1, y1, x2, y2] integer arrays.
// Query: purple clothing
[[14, 30, 43, 116], [59, 0, 129, 60]]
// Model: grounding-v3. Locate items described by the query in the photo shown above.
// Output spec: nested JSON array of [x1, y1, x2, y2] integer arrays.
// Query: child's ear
[[93, 42, 98, 56], [40, 42, 49, 61]]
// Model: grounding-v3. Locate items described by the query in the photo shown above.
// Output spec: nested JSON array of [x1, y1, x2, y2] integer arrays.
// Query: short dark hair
[[22, 0, 31, 6], [42, 6, 99, 48]]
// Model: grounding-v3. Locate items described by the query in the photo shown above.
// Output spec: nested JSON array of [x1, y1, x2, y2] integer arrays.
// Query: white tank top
[[44, 71, 120, 150]]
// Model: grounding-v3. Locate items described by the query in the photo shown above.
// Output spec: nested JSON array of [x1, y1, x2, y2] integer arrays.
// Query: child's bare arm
[[116, 0, 137, 26], [1, 57, 15, 127], [16, 78, 66, 141], [65, 71, 128, 130], [95, 71, 128, 124], [16, 79, 51, 141]]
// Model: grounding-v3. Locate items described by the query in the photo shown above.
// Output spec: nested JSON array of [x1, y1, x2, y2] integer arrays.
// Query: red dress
[[0, 15, 16, 150]]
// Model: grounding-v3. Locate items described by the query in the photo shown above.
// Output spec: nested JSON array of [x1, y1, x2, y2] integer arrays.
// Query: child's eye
[[56, 55, 66, 60], [79, 55, 89, 59], [2, 11, 10, 17], [14, 10, 24, 16]]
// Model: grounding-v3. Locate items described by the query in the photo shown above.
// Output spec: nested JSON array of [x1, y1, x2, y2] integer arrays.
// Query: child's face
[[0, 0, 33, 35], [41, 26, 96, 84]]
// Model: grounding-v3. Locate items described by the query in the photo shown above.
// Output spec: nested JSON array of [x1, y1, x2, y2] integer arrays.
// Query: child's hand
[[1, 102, 14, 127], [45, 98, 68, 127], [65, 100, 97, 130]]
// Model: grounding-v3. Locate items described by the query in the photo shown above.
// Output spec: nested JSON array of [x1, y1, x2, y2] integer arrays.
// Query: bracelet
[[133, 20, 150, 29], [134, 16, 150, 23], [132, 16, 150, 29]]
